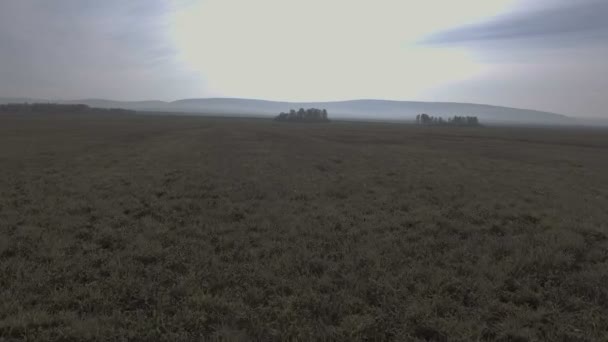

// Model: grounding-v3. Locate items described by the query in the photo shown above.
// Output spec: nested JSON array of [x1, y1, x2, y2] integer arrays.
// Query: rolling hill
[[0, 97, 574, 125]]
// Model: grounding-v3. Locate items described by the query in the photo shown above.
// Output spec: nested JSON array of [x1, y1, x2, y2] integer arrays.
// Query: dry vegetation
[[1, 112, 607, 341]]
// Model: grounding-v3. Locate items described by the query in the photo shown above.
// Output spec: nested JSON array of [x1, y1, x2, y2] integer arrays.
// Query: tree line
[[415, 113, 481, 126], [275, 108, 330, 122], [0, 103, 135, 115]]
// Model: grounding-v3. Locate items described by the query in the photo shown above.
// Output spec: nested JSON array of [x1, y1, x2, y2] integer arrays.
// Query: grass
[[1, 112, 608, 341]]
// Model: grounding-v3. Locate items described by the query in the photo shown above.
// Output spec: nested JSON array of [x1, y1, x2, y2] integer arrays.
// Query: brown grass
[[1, 112, 607, 341]]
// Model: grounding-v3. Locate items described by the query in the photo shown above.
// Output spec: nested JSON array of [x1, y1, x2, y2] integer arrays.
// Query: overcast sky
[[0, 0, 606, 117]]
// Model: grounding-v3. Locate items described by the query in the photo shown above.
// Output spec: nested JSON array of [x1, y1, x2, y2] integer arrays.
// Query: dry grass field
[[1, 112, 608, 341]]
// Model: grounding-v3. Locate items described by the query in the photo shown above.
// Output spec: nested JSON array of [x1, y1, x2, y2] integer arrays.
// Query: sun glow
[[170, 0, 515, 100]]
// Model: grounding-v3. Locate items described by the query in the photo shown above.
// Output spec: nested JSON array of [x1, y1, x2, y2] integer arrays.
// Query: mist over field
[[0, 97, 580, 126]]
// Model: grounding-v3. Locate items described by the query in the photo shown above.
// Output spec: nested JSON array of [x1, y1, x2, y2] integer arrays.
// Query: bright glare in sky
[[170, 0, 517, 101]]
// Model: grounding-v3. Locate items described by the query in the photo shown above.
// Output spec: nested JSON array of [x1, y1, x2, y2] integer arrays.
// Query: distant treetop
[[415, 113, 481, 127], [275, 108, 330, 123]]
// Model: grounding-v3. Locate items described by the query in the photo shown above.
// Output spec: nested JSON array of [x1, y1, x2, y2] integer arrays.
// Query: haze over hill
[[0, 97, 575, 125]]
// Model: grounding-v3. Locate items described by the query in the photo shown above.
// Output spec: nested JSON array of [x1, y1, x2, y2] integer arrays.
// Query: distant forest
[[0, 103, 135, 115], [416, 113, 481, 126], [275, 108, 330, 122]]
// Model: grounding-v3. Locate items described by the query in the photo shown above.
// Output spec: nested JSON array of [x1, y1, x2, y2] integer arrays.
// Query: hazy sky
[[0, 0, 606, 117]]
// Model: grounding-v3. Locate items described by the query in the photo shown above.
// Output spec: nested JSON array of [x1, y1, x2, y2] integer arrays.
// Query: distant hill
[[0, 97, 44, 104], [62, 99, 171, 111], [0, 97, 574, 125], [0, 103, 135, 115]]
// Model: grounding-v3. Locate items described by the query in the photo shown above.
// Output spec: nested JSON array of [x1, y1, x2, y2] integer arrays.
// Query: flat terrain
[[1, 113, 607, 341]]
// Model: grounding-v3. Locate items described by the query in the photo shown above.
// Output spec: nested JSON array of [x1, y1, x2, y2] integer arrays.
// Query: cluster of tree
[[415, 113, 480, 126], [0, 103, 136, 115], [275, 108, 330, 122]]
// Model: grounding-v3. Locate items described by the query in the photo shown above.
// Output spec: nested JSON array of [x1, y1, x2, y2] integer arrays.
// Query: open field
[[1, 113, 608, 341]]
